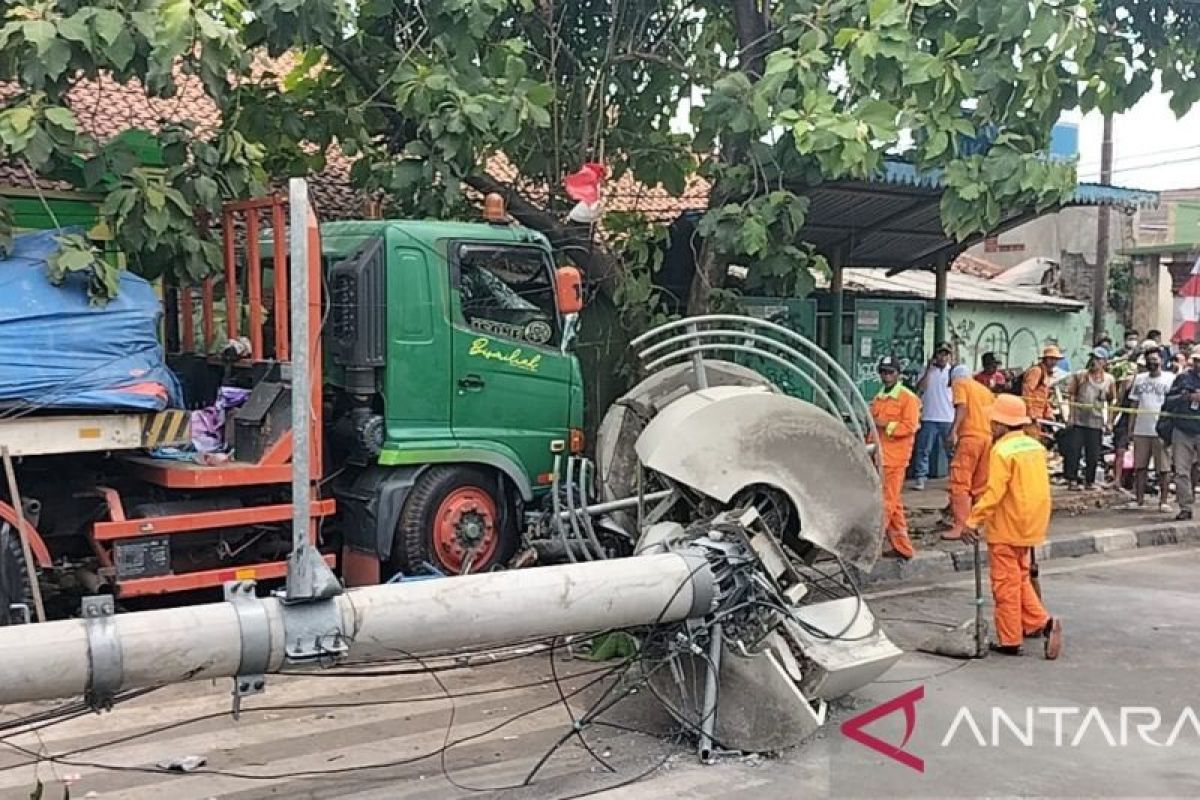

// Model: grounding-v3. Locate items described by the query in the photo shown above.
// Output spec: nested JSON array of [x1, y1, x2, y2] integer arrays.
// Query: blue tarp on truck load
[[0, 230, 180, 411]]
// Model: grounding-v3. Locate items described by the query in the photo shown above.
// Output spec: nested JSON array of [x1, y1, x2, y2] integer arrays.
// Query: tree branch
[[462, 173, 618, 286]]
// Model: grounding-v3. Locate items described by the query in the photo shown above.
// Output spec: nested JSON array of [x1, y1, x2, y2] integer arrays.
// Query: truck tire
[[0, 523, 32, 626], [391, 466, 516, 576]]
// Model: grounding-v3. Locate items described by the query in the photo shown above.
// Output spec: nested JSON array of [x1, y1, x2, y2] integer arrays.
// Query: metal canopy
[[791, 161, 1158, 272]]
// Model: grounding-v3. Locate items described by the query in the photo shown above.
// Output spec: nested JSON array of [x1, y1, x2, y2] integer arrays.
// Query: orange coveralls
[[871, 384, 921, 558], [965, 431, 1053, 647], [1021, 364, 1054, 438], [945, 378, 994, 538]]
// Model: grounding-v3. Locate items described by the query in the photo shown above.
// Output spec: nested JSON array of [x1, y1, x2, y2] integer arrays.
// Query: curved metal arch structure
[[630, 315, 878, 457]]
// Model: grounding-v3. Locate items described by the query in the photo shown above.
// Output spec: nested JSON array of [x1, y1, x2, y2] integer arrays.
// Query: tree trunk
[[686, 0, 770, 315]]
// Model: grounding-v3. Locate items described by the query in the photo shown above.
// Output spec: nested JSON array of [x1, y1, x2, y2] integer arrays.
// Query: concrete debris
[[156, 755, 207, 772]]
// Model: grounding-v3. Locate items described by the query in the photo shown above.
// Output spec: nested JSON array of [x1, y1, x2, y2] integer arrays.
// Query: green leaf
[[925, 130, 948, 158], [739, 219, 768, 256], [525, 83, 554, 106], [3, 107, 35, 136], [22, 128, 53, 169], [857, 99, 897, 131], [193, 175, 219, 208], [868, 0, 895, 23], [22, 20, 56, 55], [93, 9, 124, 46], [833, 28, 860, 49], [44, 107, 77, 132], [104, 30, 136, 70], [144, 207, 170, 235], [1025, 6, 1058, 50], [58, 11, 95, 47]]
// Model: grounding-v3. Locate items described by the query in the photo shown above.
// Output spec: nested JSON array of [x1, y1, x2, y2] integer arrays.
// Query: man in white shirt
[[912, 342, 955, 490], [1127, 351, 1176, 511]]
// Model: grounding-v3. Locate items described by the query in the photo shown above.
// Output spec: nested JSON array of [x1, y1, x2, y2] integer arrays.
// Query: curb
[[866, 521, 1200, 585]]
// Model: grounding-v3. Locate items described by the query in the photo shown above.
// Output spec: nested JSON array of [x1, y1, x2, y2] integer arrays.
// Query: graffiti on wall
[[855, 300, 925, 396], [951, 314, 1057, 371]]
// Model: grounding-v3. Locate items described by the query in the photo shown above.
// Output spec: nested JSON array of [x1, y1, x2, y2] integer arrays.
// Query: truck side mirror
[[555, 266, 584, 315]]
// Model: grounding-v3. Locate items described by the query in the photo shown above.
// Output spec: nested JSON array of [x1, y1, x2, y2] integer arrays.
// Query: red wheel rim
[[432, 487, 499, 574]]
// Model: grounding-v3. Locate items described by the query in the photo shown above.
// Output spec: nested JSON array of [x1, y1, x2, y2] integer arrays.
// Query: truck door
[[448, 241, 575, 486]]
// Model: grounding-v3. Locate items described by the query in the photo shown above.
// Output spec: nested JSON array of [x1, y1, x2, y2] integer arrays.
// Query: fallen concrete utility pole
[[0, 327, 906, 760], [0, 553, 712, 707]]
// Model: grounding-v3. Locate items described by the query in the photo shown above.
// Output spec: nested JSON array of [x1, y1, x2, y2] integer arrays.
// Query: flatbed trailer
[[0, 191, 334, 605]]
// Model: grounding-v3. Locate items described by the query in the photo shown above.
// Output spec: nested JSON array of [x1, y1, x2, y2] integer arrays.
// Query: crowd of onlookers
[[909, 329, 1200, 522]]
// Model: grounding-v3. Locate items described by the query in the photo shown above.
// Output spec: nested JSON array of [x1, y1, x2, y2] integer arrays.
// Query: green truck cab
[[318, 217, 585, 581]]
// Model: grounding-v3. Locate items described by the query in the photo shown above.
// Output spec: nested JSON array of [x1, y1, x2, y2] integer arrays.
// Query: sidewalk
[[867, 477, 1199, 583]]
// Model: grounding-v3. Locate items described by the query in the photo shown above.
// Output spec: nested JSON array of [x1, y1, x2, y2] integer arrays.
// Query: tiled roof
[[0, 73, 707, 224]]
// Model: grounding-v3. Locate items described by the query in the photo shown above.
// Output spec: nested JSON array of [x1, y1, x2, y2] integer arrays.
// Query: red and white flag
[[564, 162, 607, 223], [1173, 254, 1200, 343]]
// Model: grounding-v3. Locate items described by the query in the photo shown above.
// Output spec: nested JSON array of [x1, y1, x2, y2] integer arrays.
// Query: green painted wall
[[942, 302, 1124, 373]]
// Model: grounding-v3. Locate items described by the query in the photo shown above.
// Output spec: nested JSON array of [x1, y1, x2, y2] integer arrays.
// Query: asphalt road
[[0, 545, 1197, 799]]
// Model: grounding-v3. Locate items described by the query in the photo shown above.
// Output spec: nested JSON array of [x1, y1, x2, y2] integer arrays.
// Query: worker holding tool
[[870, 356, 921, 559], [942, 365, 994, 541], [962, 394, 1064, 659], [1021, 344, 1062, 438]]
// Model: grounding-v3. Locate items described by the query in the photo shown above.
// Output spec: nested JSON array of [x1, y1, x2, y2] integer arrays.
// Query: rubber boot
[[886, 529, 915, 559], [940, 494, 974, 541]]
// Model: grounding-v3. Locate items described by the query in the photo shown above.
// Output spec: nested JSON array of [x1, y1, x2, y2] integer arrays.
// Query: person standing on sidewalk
[[1166, 352, 1200, 520], [1127, 351, 1175, 511], [1021, 345, 1062, 439], [942, 364, 994, 541], [963, 394, 1064, 660], [870, 356, 921, 559], [1062, 347, 1116, 490], [912, 342, 955, 490], [974, 352, 1008, 392]]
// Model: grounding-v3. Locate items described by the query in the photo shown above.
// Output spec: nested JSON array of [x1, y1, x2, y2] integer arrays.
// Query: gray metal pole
[[0, 554, 714, 705], [288, 178, 310, 564], [285, 179, 339, 601], [1092, 111, 1114, 341]]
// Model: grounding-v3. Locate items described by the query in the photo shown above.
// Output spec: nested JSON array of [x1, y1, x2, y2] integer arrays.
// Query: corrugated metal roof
[[875, 160, 1159, 211], [833, 267, 1086, 310]]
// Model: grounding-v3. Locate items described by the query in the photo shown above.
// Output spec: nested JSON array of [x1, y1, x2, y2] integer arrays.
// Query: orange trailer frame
[[89, 194, 335, 598]]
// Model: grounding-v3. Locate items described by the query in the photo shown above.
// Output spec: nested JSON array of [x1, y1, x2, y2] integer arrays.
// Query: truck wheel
[[0, 523, 32, 626], [392, 466, 516, 576]]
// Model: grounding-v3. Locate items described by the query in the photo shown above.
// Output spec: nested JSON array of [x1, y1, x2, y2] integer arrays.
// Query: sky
[[1071, 88, 1200, 192]]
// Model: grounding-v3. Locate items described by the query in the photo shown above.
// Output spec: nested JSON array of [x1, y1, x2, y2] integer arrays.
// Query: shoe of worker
[[1177, 509, 1194, 521], [1118, 500, 1143, 511], [1159, 502, 1175, 514], [884, 530, 915, 560], [1043, 618, 1063, 661], [989, 643, 1023, 656]]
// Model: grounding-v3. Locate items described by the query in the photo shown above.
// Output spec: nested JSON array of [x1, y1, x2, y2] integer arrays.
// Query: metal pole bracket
[[225, 580, 271, 717], [82, 594, 121, 711], [279, 596, 348, 665]]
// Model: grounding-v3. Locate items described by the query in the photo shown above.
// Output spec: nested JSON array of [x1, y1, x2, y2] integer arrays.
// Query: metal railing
[[630, 315, 878, 455]]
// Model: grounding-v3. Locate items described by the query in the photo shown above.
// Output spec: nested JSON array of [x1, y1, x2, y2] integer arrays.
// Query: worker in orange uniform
[[1021, 344, 1062, 438], [942, 365, 994, 541], [962, 394, 1064, 659], [870, 356, 921, 559]]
